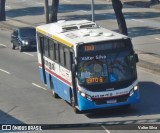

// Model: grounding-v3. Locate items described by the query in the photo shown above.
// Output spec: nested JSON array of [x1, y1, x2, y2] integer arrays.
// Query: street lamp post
[[91, 0, 95, 22]]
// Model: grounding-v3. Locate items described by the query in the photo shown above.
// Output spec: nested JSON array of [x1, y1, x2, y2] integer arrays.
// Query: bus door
[[70, 51, 78, 107], [39, 36, 47, 84]]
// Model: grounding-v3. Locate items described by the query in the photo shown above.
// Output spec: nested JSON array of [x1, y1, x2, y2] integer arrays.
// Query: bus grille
[[93, 94, 129, 105]]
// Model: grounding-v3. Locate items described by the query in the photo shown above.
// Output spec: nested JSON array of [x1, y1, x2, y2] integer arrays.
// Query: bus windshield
[[77, 41, 137, 85]]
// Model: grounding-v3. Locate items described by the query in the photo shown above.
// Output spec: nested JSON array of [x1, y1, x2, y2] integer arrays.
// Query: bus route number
[[84, 45, 95, 51], [86, 77, 104, 84]]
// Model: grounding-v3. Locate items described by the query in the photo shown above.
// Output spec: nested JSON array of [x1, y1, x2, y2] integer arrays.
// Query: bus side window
[[53, 41, 56, 61], [38, 34, 44, 54], [70, 52, 74, 65], [49, 39, 54, 60], [60, 45, 65, 66], [44, 38, 49, 57], [64, 48, 71, 70], [55, 42, 60, 63]]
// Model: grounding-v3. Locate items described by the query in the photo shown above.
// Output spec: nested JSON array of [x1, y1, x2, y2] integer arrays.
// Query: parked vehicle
[[11, 27, 36, 52]]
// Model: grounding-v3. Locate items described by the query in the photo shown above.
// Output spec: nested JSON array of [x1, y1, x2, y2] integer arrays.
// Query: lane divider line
[[79, 10, 88, 13], [131, 19, 144, 23], [101, 126, 111, 133], [5, 5, 11, 9], [64, 0, 71, 2], [0, 68, 11, 74], [32, 83, 47, 90], [0, 43, 7, 47], [23, 52, 34, 57], [155, 38, 160, 41]]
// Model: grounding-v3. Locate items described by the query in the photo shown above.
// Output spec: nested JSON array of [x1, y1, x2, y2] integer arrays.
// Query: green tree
[[0, 0, 6, 21]]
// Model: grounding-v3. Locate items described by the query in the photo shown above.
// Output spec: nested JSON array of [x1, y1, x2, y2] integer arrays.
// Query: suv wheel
[[19, 45, 23, 52], [12, 42, 15, 50]]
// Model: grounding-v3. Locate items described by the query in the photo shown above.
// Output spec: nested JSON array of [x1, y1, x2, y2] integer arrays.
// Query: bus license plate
[[107, 99, 117, 104]]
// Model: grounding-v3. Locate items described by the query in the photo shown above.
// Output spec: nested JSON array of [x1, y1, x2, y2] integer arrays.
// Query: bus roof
[[36, 20, 128, 48]]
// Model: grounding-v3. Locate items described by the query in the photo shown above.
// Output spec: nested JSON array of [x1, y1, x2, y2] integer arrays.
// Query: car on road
[[11, 27, 37, 52]]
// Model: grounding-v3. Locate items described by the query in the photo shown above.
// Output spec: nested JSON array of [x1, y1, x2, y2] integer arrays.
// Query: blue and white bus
[[36, 20, 140, 113]]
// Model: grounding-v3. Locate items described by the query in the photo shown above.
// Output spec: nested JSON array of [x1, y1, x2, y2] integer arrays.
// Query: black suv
[[11, 27, 36, 52]]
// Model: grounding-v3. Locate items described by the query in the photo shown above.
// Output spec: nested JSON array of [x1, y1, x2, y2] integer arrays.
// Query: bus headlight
[[134, 85, 139, 91], [130, 85, 139, 96], [79, 91, 92, 101], [81, 92, 86, 97]]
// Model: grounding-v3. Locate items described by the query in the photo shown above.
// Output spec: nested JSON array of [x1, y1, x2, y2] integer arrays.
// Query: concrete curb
[[138, 59, 160, 73], [0, 19, 160, 74], [136, 50, 160, 74], [123, 1, 160, 10], [0, 19, 34, 30]]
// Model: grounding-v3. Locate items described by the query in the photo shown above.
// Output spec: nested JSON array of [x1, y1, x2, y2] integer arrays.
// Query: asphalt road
[[0, 0, 160, 133]]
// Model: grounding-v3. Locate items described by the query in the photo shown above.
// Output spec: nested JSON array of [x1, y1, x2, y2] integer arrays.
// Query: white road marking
[[30, 1, 43, 4], [23, 52, 34, 57], [131, 19, 144, 23], [0, 68, 11, 74], [32, 83, 47, 90], [155, 38, 160, 41], [0, 43, 7, 47], [80, 10, 88, 13], [101, 126, 111, 133], [23, 9, 29, 12], [38, 3, 44, 5], [5, 5, 11, 9], [64, 0, 71, 2]]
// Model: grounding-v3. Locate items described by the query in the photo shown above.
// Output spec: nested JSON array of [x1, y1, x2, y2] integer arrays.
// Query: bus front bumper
[[77, 90, 140, 111]]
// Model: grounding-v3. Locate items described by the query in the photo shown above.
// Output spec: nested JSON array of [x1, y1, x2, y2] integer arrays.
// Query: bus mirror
[[72, 64, 77, 73], [135, 54, 139, 63]]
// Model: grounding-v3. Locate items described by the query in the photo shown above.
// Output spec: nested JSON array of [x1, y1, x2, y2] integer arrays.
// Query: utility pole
[[91, 0, 95, 22], [44, 0, 49, 24], [0, 0, 6, 21]]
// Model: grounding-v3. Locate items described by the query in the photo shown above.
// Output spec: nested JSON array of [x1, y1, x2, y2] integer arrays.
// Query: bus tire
[[50, 75, 59, 98], [71, 96, 80, 114]]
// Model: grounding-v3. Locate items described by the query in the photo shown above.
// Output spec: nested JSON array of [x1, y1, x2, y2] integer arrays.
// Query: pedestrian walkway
[[123, 0, 160, 9], [136, 50, 160, 74]]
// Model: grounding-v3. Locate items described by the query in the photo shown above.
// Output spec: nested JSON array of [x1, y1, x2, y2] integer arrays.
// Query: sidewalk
[[123, 0, 160, 9], [106, 0, 160, 10], [0, 17, 160, 74]]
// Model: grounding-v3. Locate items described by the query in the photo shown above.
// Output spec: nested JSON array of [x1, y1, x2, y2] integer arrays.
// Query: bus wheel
[[50, 76, 59, 98], [71, 96, 80, 114]]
